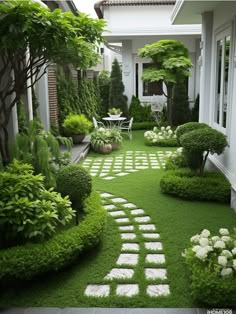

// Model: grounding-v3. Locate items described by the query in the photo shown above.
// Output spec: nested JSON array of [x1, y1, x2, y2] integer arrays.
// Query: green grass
[[0, 130, 235, 307]]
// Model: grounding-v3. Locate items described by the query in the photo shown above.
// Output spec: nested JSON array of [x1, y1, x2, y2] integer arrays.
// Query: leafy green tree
[[109, 58, 128, 115], [139, 40, 192, 126], [98, 71, 111, 117], [0, 0, 105, 165], [172, 80, 191, 126]]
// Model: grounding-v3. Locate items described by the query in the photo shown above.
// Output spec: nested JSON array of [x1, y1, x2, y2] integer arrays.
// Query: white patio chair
[[92, 117, 105, 129], [120, 117, 133, 140]]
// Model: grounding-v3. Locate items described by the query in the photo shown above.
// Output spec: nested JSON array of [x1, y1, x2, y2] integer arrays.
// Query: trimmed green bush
[[165, 148, 187, 170], [176, 122, 209, 144], [132, 121, 157, 130], [129, 96, 153, 122], [56, 164, 92, 207], [0, 192, 106, 281], [180, 128, 228, 175], [160, 169, 230, 202]]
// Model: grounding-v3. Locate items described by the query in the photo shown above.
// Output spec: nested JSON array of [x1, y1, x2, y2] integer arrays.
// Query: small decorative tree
[[0, 0, 104, 165], [138, 40, 192, 126], [180, 127, 228, 176], [109, 58, 128, 116]]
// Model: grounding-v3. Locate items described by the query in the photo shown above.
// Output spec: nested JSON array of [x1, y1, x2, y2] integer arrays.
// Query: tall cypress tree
[[109, 58, 128, 115], [172, 80, 191, 126]]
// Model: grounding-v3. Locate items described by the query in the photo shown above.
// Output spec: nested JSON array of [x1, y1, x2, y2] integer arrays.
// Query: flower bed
[[183, 228, 236, 306], [0, 192, 107, 281], [144, 126, 178, 147]]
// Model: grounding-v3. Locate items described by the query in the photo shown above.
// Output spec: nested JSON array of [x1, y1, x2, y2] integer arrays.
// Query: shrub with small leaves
[[176, 122, 210, 144], [164, 147, 188, 170], [56, 164, 92, 207], [183, 228, 236, 306], [0, 160, 74, 247]]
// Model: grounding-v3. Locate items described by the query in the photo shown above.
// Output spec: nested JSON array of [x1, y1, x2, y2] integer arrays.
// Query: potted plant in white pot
[[108, 107, 122, 119], [90, 128, 112, 154], [63, 114, 92, 144]]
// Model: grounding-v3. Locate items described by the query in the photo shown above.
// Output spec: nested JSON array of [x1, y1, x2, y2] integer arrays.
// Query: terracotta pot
[[99, 144, 112, 154], [111, 142, 120, 151], [71, 134, 85, 144]]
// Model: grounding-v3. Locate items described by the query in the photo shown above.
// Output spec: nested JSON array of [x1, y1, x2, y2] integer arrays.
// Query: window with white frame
[[214, 29, 231, 130]]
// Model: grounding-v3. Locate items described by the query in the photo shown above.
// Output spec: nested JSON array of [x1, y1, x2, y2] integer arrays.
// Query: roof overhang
[[171, 0, 224, 25]]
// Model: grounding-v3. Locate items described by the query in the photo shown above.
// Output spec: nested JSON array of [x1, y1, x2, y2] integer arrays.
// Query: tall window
[[214, 32, 231, 129], [142, 63, 163, 96]]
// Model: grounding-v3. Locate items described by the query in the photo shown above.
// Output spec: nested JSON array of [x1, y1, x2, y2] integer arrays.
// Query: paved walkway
[[1, 308, 231, 314]]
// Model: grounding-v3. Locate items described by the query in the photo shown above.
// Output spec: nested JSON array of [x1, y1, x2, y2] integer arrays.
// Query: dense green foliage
[[17, 99, 28, 134], [90, 127, 122, 153], [175, 122, 209, 144], [109, 58, 128, 116], [57, 70, 80, 130], [164, 149, 188, 170], [63, 114, 92, 135], [132, 121, 157, 130], [0, 192, 106, 281], [56, 164, 92, 208], [98, 71, 111, 117], [172, 81, 191, 126], [0, 0, 105, 165], [138, 40, 192, 126], [160, 169, 230, 202], [180, 127, 228, 175], [129, 96, 153, 122], [13, 120, 71, 187], [0, 160, 74, 247]]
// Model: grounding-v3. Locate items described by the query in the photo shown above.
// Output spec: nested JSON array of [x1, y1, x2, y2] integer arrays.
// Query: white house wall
[[204, 2, 236, 188]]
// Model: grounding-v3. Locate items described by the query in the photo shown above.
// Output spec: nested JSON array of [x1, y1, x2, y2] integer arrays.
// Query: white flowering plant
[[183, 228, 236, 306], [164, 146, 188, 170], [144, 126, 178, 147]]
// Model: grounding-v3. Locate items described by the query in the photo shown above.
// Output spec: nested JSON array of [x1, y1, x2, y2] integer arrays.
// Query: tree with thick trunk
[[0, 0, 105, 165]]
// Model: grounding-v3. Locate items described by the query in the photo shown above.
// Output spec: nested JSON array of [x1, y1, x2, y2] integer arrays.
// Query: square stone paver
[[119, 225, 134, 231], [130, 209, 145, 216], [121, 233, 136, 240], [147, 284, 170, 297], [84, 285, 110, 297], [103, 204, 116, 210], [145, 268, 167, 280], [116, 172, 129, 177], [104, 268, 134, 280], [100, 173, 108, 177], [145, 242, 163, 251], [111, 198, 127, 203], [116, 284, 139, 297], [138, 224, 156, 231], [115, 218, 130, 224], [103, 176, 116, 180], [134, 216, 151, 223], [123, 203, 136, 209], [145, 254, 165, 264], [143, 233, 160, 239], [127, 169, 138, 173], [121, 243, 139, 251], [100, 193, 114, 198], [116, 253, 139, 266], [109, 211, 126, 217]]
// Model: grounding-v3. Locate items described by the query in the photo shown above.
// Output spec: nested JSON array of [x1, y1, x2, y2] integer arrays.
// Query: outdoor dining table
[[102, 116, 126, 128]]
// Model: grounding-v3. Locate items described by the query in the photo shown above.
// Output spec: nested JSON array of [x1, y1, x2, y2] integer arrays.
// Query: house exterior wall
[[201, 3, 236, 190]]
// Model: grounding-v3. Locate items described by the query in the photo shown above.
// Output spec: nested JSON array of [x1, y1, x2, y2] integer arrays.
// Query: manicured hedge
[[0, 192, 107, 281], [160, 169, 230, 202], [132, 121, 157, 130]]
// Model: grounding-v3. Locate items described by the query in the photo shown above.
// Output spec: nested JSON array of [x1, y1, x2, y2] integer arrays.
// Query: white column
[[199, 12, 213, 123], [38, 65, 50, 131], [26, 48, 34, 121], [122, 40, 134, 106]]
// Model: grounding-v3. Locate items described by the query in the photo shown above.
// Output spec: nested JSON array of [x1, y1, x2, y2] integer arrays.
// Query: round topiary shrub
[[180, 127, 228, 175], [176, 122, 210, 144], [160, 169, 230, 203], [56, 164, 92, 207]]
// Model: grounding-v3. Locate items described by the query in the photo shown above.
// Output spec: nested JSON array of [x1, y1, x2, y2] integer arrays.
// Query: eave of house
[[171, 0, 223, 25]]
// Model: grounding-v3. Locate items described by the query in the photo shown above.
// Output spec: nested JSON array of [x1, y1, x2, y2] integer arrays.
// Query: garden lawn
[[0, 131, 235, 307]]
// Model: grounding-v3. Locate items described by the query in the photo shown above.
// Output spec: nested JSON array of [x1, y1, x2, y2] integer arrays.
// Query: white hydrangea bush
[[144, 126, 177, 145], [183, 228, 236, 278]]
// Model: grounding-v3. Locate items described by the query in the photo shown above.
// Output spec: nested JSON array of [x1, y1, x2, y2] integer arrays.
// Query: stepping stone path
[[81, 150, 173, 181], [84, 192, 170, 298]]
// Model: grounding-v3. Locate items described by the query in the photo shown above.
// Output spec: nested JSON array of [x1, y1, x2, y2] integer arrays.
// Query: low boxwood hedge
[[160, 169, 230, 203], [0, 191, 107, 281]]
